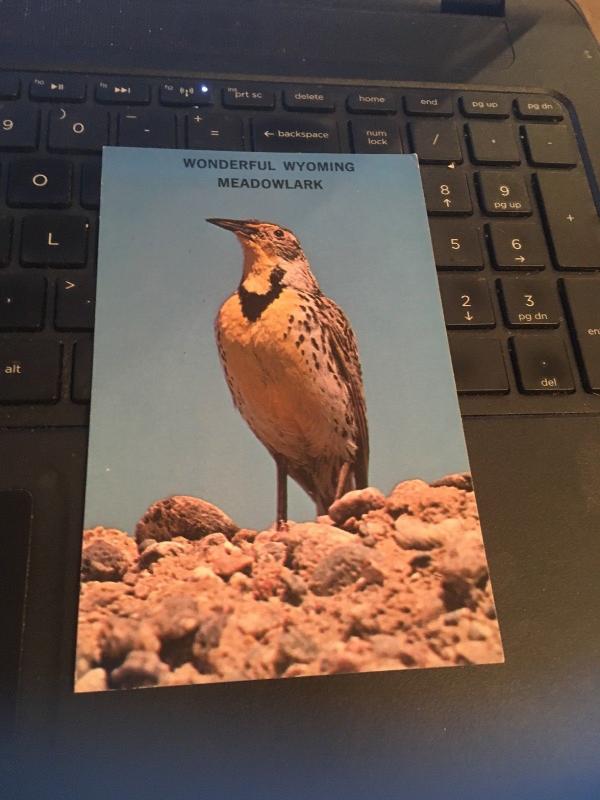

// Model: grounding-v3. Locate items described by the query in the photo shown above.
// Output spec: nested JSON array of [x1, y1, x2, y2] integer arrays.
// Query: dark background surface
[[1, 1, 600, 797]]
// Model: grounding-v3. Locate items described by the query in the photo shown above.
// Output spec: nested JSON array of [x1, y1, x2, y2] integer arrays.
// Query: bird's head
[[207, 218, 319, 294]]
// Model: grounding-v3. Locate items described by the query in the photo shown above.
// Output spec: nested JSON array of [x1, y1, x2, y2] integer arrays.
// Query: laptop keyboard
[[1, 72, 600, 425]]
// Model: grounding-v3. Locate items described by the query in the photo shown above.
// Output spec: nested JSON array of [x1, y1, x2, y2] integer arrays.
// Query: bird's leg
[[334, 461, 351, 501], [275, 456, 288, 530]]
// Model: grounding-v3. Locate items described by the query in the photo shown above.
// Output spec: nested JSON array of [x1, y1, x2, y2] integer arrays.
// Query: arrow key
[[421, 167, 472, 214], [55, 274, 96, 330], [438, 276, 495, 328], [488, 222, 547, 270]]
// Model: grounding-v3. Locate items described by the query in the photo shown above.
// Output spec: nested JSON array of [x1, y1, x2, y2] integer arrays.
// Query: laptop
[[1, 0, 599, 797]]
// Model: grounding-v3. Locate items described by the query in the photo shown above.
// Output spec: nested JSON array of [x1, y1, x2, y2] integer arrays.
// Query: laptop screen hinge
[[441, 0, 506, 16]]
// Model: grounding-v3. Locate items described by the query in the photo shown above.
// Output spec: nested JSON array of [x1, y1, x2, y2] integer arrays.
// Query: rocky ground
[[75, 474, 503, 692]]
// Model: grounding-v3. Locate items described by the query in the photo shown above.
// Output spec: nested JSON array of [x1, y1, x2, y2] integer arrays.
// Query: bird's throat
[[238, 266, 285, 322]]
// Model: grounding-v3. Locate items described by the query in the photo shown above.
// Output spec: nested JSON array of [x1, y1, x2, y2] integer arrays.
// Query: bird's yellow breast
[[215, 288, 352, 463]]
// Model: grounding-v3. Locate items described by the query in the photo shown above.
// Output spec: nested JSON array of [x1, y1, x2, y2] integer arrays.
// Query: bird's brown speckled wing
[[320, 295, 369, 487]]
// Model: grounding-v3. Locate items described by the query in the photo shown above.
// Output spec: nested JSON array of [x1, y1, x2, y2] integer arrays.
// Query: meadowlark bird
[[208, 218, 369, 528]]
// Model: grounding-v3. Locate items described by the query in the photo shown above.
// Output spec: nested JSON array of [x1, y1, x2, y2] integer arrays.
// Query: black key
[[159, 80, 212, 106], [350, 120, 402, 153], [438, 276, 495, 328], [561, 279, 600, 391], [7, 158, 72, 208], [522, 124, 578, 168], [55, 275, 96, 330], [408, 120, 462, 164], [498, 279, 561, 328], [487, 222, 547, 270], [117, 112, 176, 148], [29, 76, 86, 102], [81, 161, 101, 209], [96, 79, 150, 105], [460, 93, 511, 118], [0, 217, 12, 265], [404, 91, 453, 116], [0, 104, 39, 151], [283, 87, 335, 112], [186, 113, 244, 150], [0, 274, 46, 330], [511, 335, 574, 393], [421, 167, 471, 214], [48, 108, 109, 153], [0, 75, 20, 100], [252, 116, 339, 152], [515, 95, 563, 121], [21, 215, 89, 267], [467, 121, 521, 165], [0, 339, 61, 403], [535, 172, 600, 270], [72, 337, 93, 402], [477, 172, 532, 216], [429, 221, 483, 270], [448, 337, 509, 393], [222, 86, 274, 110], [0, 490, 31, 725], [346, 91, 396, 114]]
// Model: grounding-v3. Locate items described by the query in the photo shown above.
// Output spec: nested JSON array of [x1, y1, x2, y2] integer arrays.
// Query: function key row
[[0, 74, 565, 119]]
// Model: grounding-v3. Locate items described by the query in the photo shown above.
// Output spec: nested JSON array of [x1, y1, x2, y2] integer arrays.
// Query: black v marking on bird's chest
[[238, 266, 285, 322]]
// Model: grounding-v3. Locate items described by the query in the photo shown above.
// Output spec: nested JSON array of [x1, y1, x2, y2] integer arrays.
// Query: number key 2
[[438, 276, 495, 328]]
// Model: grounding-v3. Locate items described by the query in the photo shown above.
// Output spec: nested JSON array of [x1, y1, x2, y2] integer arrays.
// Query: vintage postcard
[[74, 148, 503, 692]]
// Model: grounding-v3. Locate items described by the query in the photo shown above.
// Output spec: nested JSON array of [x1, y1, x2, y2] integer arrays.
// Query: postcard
[[74, 148, 503, 692]]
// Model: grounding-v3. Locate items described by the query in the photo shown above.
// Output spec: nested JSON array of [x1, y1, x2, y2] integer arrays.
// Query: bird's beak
[[206, 218, 254, 238]]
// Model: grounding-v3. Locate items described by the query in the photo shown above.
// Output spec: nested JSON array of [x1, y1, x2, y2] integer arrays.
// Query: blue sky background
[[84, 147, 470, 533]]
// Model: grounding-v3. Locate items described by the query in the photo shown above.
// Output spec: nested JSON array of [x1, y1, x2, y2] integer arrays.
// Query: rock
[[75, 475, 502, 687], [393, 517, 445, 551], [152, 594, 200, 641], [431, 473, 473, 492], [210, 552, 253, 580], [328, 487, 386, 525], [135, 495, 238, 545], [309, 543, 380, 596], [138, 539, 187, 568], [282, 522, 354, 572], [192, 610, 230, 670], [467, 621, 490, 641], [110, 651, 169, 689], [277, 629, 318, 668], [74, 668, 108, 693], [81, 539, 132, 582], [101, 617, 160, 664]]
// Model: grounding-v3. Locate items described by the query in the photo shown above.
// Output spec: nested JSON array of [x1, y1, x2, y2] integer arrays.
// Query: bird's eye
[[273, 229, 285, 239]]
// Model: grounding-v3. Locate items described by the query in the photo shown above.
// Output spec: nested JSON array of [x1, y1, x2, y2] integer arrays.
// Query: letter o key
[[32, 173, 49, 188], [72, 122, 85, 135]]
